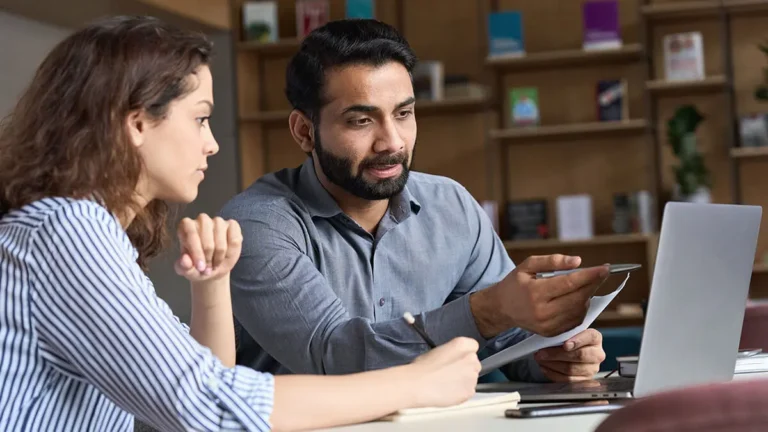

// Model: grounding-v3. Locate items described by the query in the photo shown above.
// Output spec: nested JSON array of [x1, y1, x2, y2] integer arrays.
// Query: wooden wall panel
[[410, 113, 491, 201], [264, 124, 307, 173]]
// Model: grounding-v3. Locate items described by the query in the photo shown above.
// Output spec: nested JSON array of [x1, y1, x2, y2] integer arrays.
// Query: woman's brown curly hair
[[0, 16, 213, 270]]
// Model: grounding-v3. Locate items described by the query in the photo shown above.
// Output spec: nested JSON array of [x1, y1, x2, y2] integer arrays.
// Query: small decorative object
[[346, 0, 374, 19], [556, 194, 593, 241], [296, 0, 329, 38], [487, 11, 525, 58], [505, 199, 548, 241], [582, 0, 621, 51], [755, 41, 768, 101], [663, 32, 704, 82], [739, 114, 768, 147], [596, 79, 628, 121], [667, 105, 711, 203]]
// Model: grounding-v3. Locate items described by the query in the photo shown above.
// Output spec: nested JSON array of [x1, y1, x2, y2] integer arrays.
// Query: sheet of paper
[[379, 392, 520, 422], [479, 273, 630, 376]]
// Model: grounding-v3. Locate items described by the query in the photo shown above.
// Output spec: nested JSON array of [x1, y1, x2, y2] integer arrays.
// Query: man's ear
[[125, 110, 147, 148], [289, 110, 315, 154]]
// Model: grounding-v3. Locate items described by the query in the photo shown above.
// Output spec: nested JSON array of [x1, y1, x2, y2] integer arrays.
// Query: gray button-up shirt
[[221, 157, 546, 382]]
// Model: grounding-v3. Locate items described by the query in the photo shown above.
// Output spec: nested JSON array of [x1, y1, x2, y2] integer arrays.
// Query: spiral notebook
[[379, 392, 520, 422]]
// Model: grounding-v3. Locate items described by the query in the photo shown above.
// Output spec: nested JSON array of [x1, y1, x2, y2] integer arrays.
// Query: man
[[221, 19, 608, 383]]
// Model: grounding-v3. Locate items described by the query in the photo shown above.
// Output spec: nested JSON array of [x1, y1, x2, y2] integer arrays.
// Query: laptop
[[478, 202, 762, 402]]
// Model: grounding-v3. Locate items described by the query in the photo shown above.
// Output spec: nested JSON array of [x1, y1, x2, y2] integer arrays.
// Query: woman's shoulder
[[7, 197, 114, 225]]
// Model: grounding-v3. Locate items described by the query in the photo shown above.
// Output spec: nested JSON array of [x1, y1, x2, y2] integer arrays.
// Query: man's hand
[[470, 254, 609, 338], [534, 329, 605, 382]]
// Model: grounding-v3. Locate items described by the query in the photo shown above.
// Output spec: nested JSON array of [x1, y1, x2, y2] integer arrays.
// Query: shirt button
[[379, 298, 386, 307]]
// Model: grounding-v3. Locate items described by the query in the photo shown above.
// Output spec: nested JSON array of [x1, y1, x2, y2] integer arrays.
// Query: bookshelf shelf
[[503, 233, 651, 251], [731, 147, 768, 159], [753, 263, 768, 274], [238, 38, 301, 56], [725, 0, 768, 15], [484, 43, 643, 71], [239, 97, 491, 123], [645, 76, 727, 96], [641, 1, 721, 20], [490, 119, 647, 143]]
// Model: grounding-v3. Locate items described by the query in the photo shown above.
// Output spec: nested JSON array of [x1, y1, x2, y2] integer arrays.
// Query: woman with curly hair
[[0, 15, 481, 432]]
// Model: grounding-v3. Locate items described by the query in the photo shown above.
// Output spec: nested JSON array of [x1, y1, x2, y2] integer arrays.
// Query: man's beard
[[314, 131, 411, 200]]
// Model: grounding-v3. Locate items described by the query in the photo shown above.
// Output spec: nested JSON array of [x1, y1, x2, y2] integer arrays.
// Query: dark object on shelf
[[505, 199, 549, 241]]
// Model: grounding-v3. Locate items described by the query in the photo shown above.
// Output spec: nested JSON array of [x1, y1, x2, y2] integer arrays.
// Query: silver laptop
[[478, 202, 762, 402]]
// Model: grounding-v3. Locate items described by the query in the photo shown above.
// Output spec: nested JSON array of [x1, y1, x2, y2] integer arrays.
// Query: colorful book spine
[[488, 11, 525, 58], [509, 87, 539, 126], [582, 0, 621, 51], [296, 0, 330, 38], [346, 0, 375, 19]]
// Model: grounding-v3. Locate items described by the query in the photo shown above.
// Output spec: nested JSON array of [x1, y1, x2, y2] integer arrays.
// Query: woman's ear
[[125, 110, 146, 148], [289, 110, 315, 154]]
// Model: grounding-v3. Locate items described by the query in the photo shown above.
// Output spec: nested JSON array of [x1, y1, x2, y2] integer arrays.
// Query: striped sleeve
[[28, 201, 273, 432]]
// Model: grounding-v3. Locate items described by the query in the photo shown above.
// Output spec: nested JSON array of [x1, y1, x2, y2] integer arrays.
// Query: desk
[[323, 372, 768, 432]]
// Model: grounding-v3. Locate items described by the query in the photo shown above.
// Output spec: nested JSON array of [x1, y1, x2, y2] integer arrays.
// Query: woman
[[0, 15, 481, 432]]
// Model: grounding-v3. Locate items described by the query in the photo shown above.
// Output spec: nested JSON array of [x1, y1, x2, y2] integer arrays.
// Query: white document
[[479, 273, 630, 376]]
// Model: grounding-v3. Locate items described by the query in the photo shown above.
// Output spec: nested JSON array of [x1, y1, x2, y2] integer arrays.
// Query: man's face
[[312, 61, 417, 200]]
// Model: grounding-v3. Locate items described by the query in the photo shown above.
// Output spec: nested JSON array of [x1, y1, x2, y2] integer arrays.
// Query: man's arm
[[227, 205, 487, 375]]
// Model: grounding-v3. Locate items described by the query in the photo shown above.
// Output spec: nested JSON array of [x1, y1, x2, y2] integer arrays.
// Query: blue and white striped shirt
[[0, 197, 274, 431]]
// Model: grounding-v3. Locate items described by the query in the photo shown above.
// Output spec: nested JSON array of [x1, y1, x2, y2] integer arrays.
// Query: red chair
[[739, 301, 768, 352], [595, 378, 768, 431]]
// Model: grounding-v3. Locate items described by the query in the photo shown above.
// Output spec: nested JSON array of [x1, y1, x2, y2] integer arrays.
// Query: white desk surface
[[323, 372, 768, 432]]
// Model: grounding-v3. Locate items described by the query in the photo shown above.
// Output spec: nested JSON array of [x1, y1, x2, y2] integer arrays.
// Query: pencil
[[403, 312, 437, 348]]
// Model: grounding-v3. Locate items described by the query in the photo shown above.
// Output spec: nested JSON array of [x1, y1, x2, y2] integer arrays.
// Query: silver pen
[[535, 263, 642, 279]]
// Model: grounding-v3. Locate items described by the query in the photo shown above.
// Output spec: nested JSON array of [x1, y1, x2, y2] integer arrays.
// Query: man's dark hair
[[285, 19, 417, 123]]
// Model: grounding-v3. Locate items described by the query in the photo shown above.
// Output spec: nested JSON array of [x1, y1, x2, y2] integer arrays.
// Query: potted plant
[[754, 42, 768, 101], [667, 105, 711, 203]]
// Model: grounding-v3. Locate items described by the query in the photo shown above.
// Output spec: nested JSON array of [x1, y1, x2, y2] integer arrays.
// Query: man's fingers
[[536, 345, 606, 364], [177, 218, 206, 272], [565, 329, 603, 352], [537, 359, 599, 378], [518, 254, 581, 273], [541, 265, 609, 300], [538, 363, 585, 383]]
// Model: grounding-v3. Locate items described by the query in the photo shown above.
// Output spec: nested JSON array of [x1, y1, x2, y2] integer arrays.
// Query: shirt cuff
[[424, 294, 489, 350]]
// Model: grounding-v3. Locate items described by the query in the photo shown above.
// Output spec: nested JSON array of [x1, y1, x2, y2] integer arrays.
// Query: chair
[[595, 378, 768, 431], [739, 301, 768, 352]]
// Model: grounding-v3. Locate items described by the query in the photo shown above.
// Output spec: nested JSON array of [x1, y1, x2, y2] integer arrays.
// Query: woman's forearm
[[189, 275, 236, 367], [270, 365, 417, 431]]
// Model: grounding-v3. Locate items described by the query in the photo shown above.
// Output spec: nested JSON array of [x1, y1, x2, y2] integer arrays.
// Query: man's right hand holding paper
[[470, 254, 610, 338]]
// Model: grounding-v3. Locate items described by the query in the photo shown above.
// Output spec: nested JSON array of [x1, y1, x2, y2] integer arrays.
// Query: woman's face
[[130, 65, 219, 204]]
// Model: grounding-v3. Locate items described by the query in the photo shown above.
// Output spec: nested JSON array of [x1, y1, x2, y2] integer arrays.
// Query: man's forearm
[[190, 276, 236, 367], [469, 284, 513, 339]]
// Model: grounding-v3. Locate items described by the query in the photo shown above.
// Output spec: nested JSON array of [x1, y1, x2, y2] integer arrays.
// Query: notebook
[[378, 392, 520, 422]]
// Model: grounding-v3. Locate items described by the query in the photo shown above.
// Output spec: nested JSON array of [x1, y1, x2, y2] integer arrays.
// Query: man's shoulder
[[219, 166, 308, 223], [406, 171, 474, 207]]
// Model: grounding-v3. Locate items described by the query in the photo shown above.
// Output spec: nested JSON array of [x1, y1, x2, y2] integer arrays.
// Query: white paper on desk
[[479, 273, 630, 376]]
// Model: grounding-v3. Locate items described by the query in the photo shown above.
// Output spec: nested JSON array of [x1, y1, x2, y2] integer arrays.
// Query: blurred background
[[3, 0, 768, 338]]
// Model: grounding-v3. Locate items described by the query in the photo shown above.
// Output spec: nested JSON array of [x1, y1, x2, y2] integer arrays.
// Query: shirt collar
[[297, 157, 422, 220]]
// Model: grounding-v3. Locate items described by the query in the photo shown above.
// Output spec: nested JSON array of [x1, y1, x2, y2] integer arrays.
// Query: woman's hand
[[407, 337, 482, 408], [174, 214, 242, 282]]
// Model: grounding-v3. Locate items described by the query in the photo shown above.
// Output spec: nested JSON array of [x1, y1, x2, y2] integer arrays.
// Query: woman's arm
[[189, 276, 236, 367], [270, 338, 481, 431]]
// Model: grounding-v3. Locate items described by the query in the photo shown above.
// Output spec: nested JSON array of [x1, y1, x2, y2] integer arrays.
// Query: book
[[556, 194, 594, 241], [296, 0, 329, 38], [242, 1, 278, 43], [509, 87, 539, 126], [412, 61, 444, 101], [379, 392, 520, 422], [505, 199, 548, 241], [487, 11, 525, 58], [582, 0, 622, 51], [346, 0, 375, 19], [663, 32, 705, 81], [596, 79, 627, 121]]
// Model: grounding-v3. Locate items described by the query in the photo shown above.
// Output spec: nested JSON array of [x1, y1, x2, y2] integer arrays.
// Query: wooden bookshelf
[[725, 0, 768, 14], [731, 147, 768, 159], [237, 38, 301, 55], [240, 110, 291, 123], [641, 0, 721, 19], [489, 119, 647, 143], [504, 233, 651, 251], [645, 75, 727, 96], [485, 44, 643, 71], [753, 263, 768, 273]]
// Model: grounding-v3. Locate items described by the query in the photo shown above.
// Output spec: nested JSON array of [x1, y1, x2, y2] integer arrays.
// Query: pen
[[403, 312, 437, 348], [535, 263, 642, 279]]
